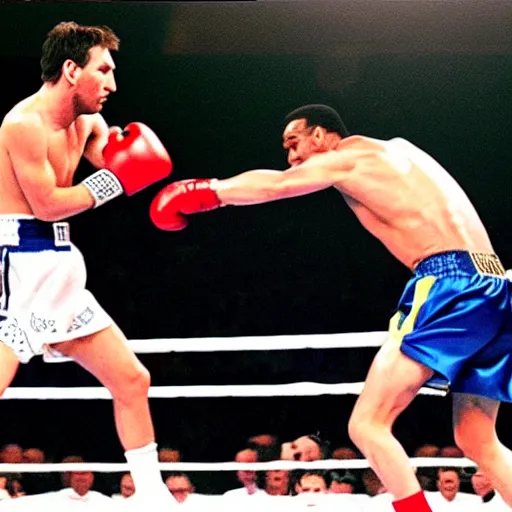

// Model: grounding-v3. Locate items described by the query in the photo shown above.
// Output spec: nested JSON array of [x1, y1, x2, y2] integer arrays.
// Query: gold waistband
[[469, 253, 505, 277]]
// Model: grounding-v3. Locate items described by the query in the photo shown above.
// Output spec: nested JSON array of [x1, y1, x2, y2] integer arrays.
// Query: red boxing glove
[[83, 122, 172, 208], [150, 179, 221, 231]]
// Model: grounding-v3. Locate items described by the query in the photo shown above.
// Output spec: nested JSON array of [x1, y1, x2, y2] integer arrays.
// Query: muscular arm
[[83, 113, 111, 169], [213, 149, 374, 205], [5, 116, 94, 221]]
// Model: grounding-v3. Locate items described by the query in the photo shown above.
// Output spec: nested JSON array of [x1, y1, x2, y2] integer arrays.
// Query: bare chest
[[47, 125, 88, 186]]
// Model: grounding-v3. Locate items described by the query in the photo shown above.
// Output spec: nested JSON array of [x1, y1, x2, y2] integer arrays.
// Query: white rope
[[0, 457, 475, 473], [129, 332, 387, 354], [1, 382, 447, 399]]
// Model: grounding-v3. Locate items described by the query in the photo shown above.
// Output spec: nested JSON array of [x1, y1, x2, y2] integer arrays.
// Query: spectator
[[329, 472, 357, 494], [0, 444, 23, 464], [248, 434, 280, 463], [294, 471, 329, 508], [0, 474, 10, 500], [413, 444, 441, 492], [426, 467, 479, 508], [264, 470, 290, 496], [22, 448, 45, 464], [165, 472, 211, 508], [21, 447, 59, 495], [281, 434, 326, 462], [57, 464, 112, 505], [414, 444, 441, 458], [329, 447, 361, 488], [471, 469, 509, 509], [223, 448, 267, 498], [331, 446, 360, 460], [362, 468, 385, 496], [440, 446, 465, 458], [112, 473, 136, 500], [6, 477, 25, 498], [248, 434, 278, 449], [0, 444, 23, 490], [158, 447, 181, 463]]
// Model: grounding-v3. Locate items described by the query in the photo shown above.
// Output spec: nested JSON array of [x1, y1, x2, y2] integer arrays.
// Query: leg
[[0, 342, 19, 396], [50, 325, 170, 502], [51, 324, 152, 451], [348, 338, 434, 502], [453, 393, 512, 505]]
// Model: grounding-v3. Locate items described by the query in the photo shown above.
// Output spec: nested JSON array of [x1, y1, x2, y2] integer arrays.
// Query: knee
[[110, 364, 151, 403], [454, 426, 497, 462], [453, 434, 479, 462], [348, 411, 373, 450]]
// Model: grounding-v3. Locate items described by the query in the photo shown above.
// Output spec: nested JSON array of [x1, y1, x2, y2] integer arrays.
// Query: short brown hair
[[40, 21, 120, 83]]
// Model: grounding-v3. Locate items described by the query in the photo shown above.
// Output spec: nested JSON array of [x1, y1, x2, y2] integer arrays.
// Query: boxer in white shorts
[[0, 215, 113, 363], [0, 21, 174, 507]]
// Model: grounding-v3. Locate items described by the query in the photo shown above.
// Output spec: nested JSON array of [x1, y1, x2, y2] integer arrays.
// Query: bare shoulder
[[77, 113, 107, 132], [1, 94, 42, 127], [1, 108, 46, 146], [323, 136, 385, 170], [337, 135, 413, 174]]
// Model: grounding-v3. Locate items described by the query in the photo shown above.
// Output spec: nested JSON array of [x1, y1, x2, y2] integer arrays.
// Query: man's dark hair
[[437, 467, 461, 479], [294, 469, 330, 491], [284, 104, 350, 137], [307, 433, 330, 460], [41, 21, 120, 83], [329, 471, 358, 487]]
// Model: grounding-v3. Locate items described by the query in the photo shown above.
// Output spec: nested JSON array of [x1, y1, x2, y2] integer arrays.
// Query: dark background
[[0, 0, 512, 491]]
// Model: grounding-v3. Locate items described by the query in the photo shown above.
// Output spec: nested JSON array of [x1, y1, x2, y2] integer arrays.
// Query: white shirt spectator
[[426, 490, 480, 510], [475, 491, 509, 510], [0, 488, 11, 500], [223, 487, 268, 499], [0, 487, 113, 512]]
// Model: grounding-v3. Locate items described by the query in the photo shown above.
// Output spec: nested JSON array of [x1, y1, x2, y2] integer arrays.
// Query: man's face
[[69, 471, 94, 496], [1, 444, 23, 463], [282, 119, 319, 167], [237, 470, 256, 486], [471, 471, 493, 497], [437, 470, 460, 501], [265, 470, 289, 495], [22, 448, 45, 464], [329, 481, 354, 494], [165, 475, 193, 503], [281, 436, 322, 461], [296, 474, 327, 494], [75, 46, 116, 114]]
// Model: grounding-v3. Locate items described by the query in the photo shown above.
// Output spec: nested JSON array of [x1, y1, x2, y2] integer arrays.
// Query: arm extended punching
[[150, 149, 373, 230]]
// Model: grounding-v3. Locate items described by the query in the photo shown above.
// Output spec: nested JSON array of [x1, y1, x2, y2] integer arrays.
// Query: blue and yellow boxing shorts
[[389, 250, 512, 401]]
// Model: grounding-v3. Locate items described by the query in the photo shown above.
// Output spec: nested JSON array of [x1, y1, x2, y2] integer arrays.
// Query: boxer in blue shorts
[[148, 104, 512, 511], [0, 22, 173, 506]]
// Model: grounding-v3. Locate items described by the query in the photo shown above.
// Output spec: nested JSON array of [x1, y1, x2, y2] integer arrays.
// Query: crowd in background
[[0, 435, 508, 510]]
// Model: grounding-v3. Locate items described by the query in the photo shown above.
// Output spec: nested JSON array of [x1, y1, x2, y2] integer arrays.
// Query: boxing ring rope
[[1, 382, 446, 400], [9, 330, 443, 398], [0, 457, 476, 474], [127, 331, 387, 353], [1, 330, 465, 483]]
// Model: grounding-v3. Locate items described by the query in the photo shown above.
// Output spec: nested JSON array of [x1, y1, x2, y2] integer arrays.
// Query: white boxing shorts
[[0, 215, 113, 363]]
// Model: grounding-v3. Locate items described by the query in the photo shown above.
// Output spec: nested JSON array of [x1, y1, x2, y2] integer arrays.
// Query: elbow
[[30, 198, 64, 222], [31, 207, 61, 222]]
